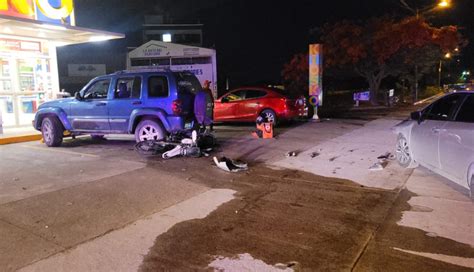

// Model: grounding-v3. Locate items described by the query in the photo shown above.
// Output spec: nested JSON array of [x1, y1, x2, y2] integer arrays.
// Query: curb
[[0, 134, 43, 145]]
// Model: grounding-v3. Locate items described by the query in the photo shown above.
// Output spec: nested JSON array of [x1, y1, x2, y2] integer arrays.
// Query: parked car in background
[[213, 87, 306, 125], [393, 92, 474, 200], [33, 70, 201, 147], [447, 83, 473, 93]]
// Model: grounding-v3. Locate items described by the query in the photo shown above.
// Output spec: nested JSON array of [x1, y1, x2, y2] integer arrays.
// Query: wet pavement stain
[[139, 157, 473, 271], [139, 160, 398, 271]]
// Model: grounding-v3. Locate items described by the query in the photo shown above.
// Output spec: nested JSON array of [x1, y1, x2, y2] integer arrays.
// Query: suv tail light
[[172, 99, 183, 115]]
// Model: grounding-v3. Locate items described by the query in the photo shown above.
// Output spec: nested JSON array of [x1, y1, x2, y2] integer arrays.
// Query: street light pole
[[438, 60, 443, 88], [399, 0, 452, 102]]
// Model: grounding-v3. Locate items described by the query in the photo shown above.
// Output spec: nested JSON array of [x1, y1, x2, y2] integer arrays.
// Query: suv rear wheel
[[135, 119, 165, 143], [41, 116, 63, 147]]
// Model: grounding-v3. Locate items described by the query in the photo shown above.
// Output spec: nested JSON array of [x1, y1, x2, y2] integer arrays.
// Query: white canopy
[[0, 14, 124, 45]]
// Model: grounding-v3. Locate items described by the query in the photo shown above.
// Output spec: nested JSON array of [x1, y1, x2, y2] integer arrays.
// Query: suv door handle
[[96, 102, 107, 106], [132, 101, 142, 105]]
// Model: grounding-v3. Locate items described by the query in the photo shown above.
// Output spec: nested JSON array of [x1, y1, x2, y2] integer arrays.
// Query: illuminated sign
[[0, 38, 41, 52], [309, 44, 323, 106], [0, 0, 75, 25]]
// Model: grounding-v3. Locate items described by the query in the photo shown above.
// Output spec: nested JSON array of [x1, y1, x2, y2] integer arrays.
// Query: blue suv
[[33, 70, 201, 147]]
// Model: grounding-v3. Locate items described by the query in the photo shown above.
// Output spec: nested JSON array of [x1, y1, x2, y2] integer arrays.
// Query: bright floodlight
[[445, 52, 452, 58], [162, 33, 172, 42], [438, 0, 450, 8], [89, 36, 112, 42]]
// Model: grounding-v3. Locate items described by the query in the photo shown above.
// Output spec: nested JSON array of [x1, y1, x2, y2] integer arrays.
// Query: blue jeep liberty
[[33, 70, 201, 147]]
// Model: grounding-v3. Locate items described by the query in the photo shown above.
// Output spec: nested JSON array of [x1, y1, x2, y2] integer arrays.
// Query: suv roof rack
[[113, 67, 173, 74]]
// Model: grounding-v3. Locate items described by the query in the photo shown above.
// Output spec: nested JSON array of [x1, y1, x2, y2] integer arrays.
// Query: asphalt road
[[1, 113, 473, 271]]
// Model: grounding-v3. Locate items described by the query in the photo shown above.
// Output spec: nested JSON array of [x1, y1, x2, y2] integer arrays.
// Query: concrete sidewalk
[[272, 119, 412, 190], [19, 189, 236, 272], [266, 118, 474, 269]]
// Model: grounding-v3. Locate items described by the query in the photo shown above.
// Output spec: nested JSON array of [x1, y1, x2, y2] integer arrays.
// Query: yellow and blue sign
[[0, 0, 75, 25]]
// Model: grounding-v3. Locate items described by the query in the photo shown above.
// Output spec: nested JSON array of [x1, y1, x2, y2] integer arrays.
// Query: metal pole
[[415, 64, 419, 103], [438, 60, 442, 88]]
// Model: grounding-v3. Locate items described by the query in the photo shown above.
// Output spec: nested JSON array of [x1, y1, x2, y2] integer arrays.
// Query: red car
[[213, 87, 306, 124]]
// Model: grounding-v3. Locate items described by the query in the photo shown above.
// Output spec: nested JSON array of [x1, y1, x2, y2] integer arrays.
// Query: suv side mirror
[[410, 111, 422, 124], [75, 91, 83, 101]]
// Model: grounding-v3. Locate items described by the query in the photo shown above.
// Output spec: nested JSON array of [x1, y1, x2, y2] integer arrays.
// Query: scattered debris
[[44, 225, 49, 229], [12, 177, 19, 181], [377, 152, 395, 160], [368, 152, 395, 171], [213, 157, 248, 172], [310, 152, 320, 158], [66, 202, 73, 206], [368, 161, 388, 171], [329, 156, 339, 162], [286, 151, 298, 157], [22, 187, 27, 190]]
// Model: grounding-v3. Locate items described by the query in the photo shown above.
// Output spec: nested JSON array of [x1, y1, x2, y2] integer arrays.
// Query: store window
[[0, 59, 11, 92]]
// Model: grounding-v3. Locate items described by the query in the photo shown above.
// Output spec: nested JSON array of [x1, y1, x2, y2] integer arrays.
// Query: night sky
[[70, 0, 473, 89]]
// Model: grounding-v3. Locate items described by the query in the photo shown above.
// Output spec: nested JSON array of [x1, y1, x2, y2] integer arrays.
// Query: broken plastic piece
[[369, 162, 384, 171], [213, 157, 248, 172], [286, 151, 298, 157], [377, 152, 392, 160]]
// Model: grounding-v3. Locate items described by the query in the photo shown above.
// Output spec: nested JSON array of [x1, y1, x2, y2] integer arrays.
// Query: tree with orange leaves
[[282, 16, 463, 105], [321, 16, 462, 104]]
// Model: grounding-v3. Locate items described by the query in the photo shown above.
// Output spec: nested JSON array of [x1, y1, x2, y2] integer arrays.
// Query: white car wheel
[[396, 134, 418, 168], [469, 176, 474, 201]]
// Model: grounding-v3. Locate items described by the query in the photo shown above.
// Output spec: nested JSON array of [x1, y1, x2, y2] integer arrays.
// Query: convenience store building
[[0, 0, 123, 134]]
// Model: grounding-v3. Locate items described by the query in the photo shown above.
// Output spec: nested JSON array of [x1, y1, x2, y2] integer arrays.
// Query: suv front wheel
[[135, 119, 165, 143], [41, 116, 64, 147]]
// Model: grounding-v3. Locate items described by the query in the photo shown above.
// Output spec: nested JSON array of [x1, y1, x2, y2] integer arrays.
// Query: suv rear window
[[174, 72, 202, 94], [148, 76, 169, 98]]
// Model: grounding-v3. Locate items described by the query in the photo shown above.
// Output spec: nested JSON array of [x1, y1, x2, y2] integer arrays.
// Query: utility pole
[[414, 65, 419, 103], [438, 60, 443, 87]]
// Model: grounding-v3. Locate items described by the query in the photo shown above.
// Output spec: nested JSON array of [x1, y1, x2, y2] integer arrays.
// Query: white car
[[393, 92, 474, 200]]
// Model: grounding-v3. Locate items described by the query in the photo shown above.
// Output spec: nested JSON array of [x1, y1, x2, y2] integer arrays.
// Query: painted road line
[[0, 135, 42, 145], [18, 145, 100, 158]]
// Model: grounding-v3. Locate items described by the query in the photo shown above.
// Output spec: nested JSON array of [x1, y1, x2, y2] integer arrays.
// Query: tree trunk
[[368, 77, 382, 106], [359, 67, 386, 106]]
